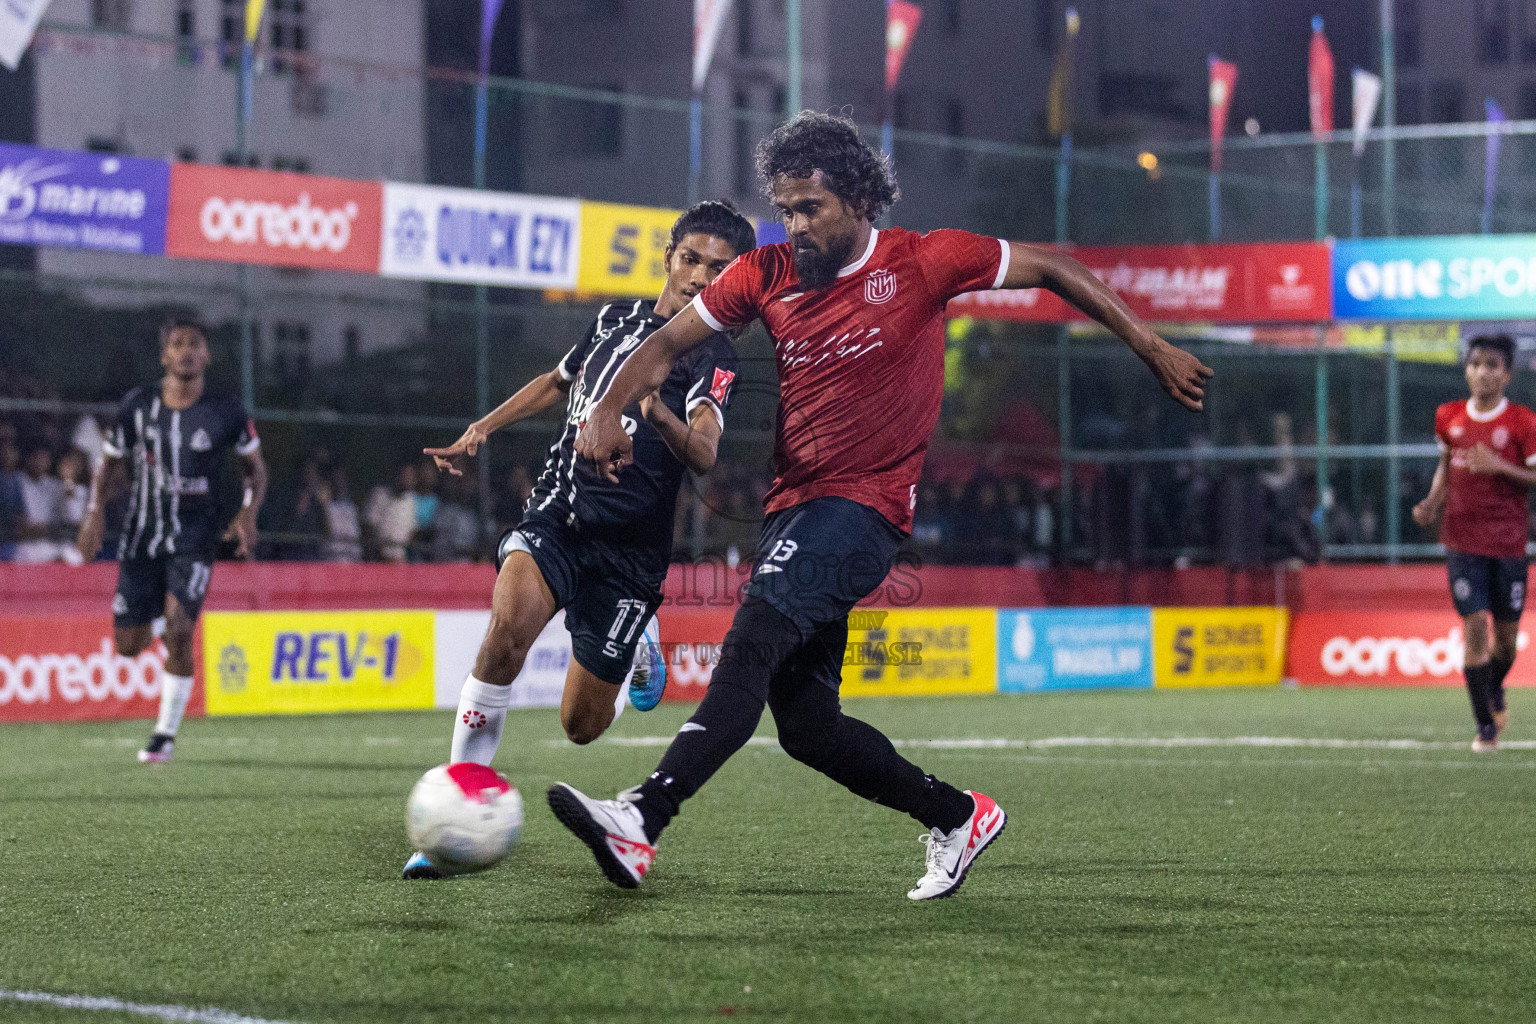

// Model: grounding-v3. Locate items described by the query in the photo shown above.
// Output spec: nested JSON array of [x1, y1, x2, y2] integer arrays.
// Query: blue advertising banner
[[1333, 235, 1536, 321], [0, 144, 170, 255], [997, 607, 1154, 692]]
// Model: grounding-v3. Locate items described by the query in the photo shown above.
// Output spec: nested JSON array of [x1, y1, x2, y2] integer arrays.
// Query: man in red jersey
[[1413, 334, 1536, 752], [546, 112, 1212, 899]]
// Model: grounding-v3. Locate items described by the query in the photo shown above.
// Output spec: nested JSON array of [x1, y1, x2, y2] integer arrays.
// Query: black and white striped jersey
[[103, 386, 259, 560], [527, 298, 738, 546]]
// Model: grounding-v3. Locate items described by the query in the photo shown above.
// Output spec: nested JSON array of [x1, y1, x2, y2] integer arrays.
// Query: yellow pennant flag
[[245, 0, 268, 44]]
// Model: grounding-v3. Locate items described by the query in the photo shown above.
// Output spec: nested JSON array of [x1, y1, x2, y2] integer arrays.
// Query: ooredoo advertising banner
[[380, 181, 579, 289], [997, 606, 1153, 692], [1332, 235, 1536, 322], [166, 163, 382, 272], [0, 615, 191, 723], [949, 242, 1332, 324], [202, 610, 434, 715], [0, 143, 169, 255], [1288, 610, 1534, 687]]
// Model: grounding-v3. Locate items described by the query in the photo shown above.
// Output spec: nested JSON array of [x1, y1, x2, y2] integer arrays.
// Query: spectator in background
[[54, 450, 90, 565], [493, 464, 534, 535], [15, 446, 64, 563], [431, 471, 481, 563], [0, 424, 20, 561], [323, 466, 362, 562], [368, 461, 420, 563]]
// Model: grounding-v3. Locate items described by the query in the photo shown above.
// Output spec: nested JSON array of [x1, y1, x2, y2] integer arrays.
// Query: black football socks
[[1465, 661, 1497, 731], [1489, 652, 1515, 714]]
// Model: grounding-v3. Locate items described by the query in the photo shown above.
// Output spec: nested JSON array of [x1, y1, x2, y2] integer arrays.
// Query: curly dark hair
[[669, 199, 757, 258], [754, 111, 899, 220]]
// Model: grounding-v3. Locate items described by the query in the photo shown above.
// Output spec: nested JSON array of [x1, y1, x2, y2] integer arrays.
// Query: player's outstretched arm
[[642, 397, 724, 475], [425, 369, 571, 476], [577, 306, 718, 482], [1002, 243, 1214, 411], [76, 455, 125, 561], [1412, 451, 1451, 527]]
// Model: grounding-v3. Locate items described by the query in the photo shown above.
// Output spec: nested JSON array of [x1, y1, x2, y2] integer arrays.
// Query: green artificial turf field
[[2, 687, 1535, 1023]]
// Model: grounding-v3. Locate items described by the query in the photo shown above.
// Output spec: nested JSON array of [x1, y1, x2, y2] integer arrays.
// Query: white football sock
[[154, 673, 194, 737], [450, 676, 512, 765]]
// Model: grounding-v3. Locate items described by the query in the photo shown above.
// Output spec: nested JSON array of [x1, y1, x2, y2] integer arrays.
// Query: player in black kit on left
[[77, 317, 268, 764]]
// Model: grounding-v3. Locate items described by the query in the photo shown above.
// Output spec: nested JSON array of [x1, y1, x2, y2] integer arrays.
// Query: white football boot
[[547, 782, 656, 889], [907, 790, 1007, 901]]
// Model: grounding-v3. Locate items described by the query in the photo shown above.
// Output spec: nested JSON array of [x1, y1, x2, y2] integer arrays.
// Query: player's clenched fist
[[575, 403, 633, 483]]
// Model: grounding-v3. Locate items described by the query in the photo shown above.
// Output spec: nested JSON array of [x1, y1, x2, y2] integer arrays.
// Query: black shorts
[[497, 511, 667, 686], [1447, 550, 1528, 622], [742, 496, 904, 643], [113, 553, 215, 628]]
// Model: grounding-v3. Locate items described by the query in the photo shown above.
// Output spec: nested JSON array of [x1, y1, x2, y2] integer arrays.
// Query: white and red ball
[[405, 763, 524, 874]]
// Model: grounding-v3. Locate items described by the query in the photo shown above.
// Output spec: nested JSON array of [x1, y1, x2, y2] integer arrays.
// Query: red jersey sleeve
[[1519, 406, 1536, 467], [692, 249, 770, 331], [1434, 403, 1454, 451], [915, 229, 1010, 303]]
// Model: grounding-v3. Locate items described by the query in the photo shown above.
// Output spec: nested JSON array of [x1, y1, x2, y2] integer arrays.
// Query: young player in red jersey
[[1413, 334, 1536, 752], [548, 112, 1212, 899]]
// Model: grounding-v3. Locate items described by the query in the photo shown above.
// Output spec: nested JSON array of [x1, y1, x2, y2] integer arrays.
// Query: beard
[[791, 231, 857, 289]]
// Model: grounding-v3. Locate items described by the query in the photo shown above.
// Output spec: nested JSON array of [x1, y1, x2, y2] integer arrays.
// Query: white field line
[[579, 735, 1536, 751], [0, 989, 304, 1024]]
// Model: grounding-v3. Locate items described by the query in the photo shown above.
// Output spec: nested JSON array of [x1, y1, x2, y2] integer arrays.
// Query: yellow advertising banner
[[202, 611, 435, 715], [1151, 606, 1289, 688], [577, 201, 681, 297], [840, 608, 997, 697]]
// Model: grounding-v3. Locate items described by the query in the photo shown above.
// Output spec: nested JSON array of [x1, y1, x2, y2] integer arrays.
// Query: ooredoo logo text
[[0, 638, 163, 706], [1319, 627, 1528, 678], [199, 192, 358, 252]]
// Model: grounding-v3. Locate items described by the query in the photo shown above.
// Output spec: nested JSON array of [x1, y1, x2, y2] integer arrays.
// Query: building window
[[272, 321, 312, 388], [734, 88, 755, 198], [1396, 0, 1420, 68], [92, 0, 132, 31], [1521, 81, 1536, 118], [1395, 84, 1422, 125], [1035, 0, 1054, 53], [737, 0, 753, 58], [1429, 80, 1466, 122], [1479, 0, 1512, 64], [944, 97, 967, 173], [1520, 0, 1536, 61], [177, 146, 198, 163], [941, 0, 961, 35], [220, 0, 241, 67], [550, 88, 623, 158], [269, 0, 309, 75], [85, 136, 124, 154], [344, 326, 361, 362], [175, 0, 199, 65], [221, 150, 260, 167]]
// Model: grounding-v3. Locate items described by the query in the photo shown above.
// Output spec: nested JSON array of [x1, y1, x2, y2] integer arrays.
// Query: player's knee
[[114, 630, 150, 658], [560, 704, 611, 745], [770, 701, 838, 768]]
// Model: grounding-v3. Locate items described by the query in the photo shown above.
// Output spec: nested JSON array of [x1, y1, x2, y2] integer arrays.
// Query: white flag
[[1351, 68, 1382, 158], [693, 0, 732, 94], [0, 0, 51, 70]]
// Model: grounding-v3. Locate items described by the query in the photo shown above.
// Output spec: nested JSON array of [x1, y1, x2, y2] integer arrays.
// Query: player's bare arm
[[575, 306, 718, 482], [1413, 451, 1451, 527], [76, 453, 126, 560], [1003, 242, 1214, 411], [641, 393, 724, 474], [1465, 442, 1536, 485], [426, 368, 572, 476], [225, 448, 268, 559]]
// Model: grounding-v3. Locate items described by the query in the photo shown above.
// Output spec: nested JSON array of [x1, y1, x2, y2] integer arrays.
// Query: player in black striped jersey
[[402, 200, 755, 879], [77, 316, 268, 764]]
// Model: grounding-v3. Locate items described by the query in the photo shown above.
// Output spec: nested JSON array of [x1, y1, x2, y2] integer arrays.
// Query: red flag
[[885, 1, 923, 93], [1308, 18, 1335, 139], [1208, 56, 1238, 173]]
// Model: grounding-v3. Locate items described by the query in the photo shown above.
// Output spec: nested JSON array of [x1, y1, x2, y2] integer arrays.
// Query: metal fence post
[[1380, 0, 1397, 236], [1057, 325, 1072, 558], [1315, 333, 1329, 549], [1385, 332, 1401, 563]]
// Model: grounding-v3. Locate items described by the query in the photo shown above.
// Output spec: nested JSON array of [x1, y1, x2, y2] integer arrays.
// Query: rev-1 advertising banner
[[949, 242, 1332, 324], [1333, 235, 1536, 321], [380, 182, 580, 289], [0, 143, 169, 255]]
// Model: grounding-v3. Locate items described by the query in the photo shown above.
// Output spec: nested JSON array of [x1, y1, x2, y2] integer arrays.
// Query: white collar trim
[[836, 227, 879, 278], [1467, 397, 1509, 422]]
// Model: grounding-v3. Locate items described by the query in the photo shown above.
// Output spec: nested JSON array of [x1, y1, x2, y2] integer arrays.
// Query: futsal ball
[[405, 763, 524, 874]]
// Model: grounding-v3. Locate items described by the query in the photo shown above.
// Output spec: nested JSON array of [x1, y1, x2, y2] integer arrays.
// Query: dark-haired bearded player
[[549, 112, 1213, 900]]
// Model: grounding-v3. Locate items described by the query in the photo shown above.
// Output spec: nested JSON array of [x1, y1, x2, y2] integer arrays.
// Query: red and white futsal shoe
[[547, 782, 656, 889], [906, 790, 1007, 901]]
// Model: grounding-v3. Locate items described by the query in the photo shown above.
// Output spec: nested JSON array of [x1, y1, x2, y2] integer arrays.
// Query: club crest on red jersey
[[710, 367, 736, 404], [865, 268, 897, 305], [1493, 426, 1510, 448]]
